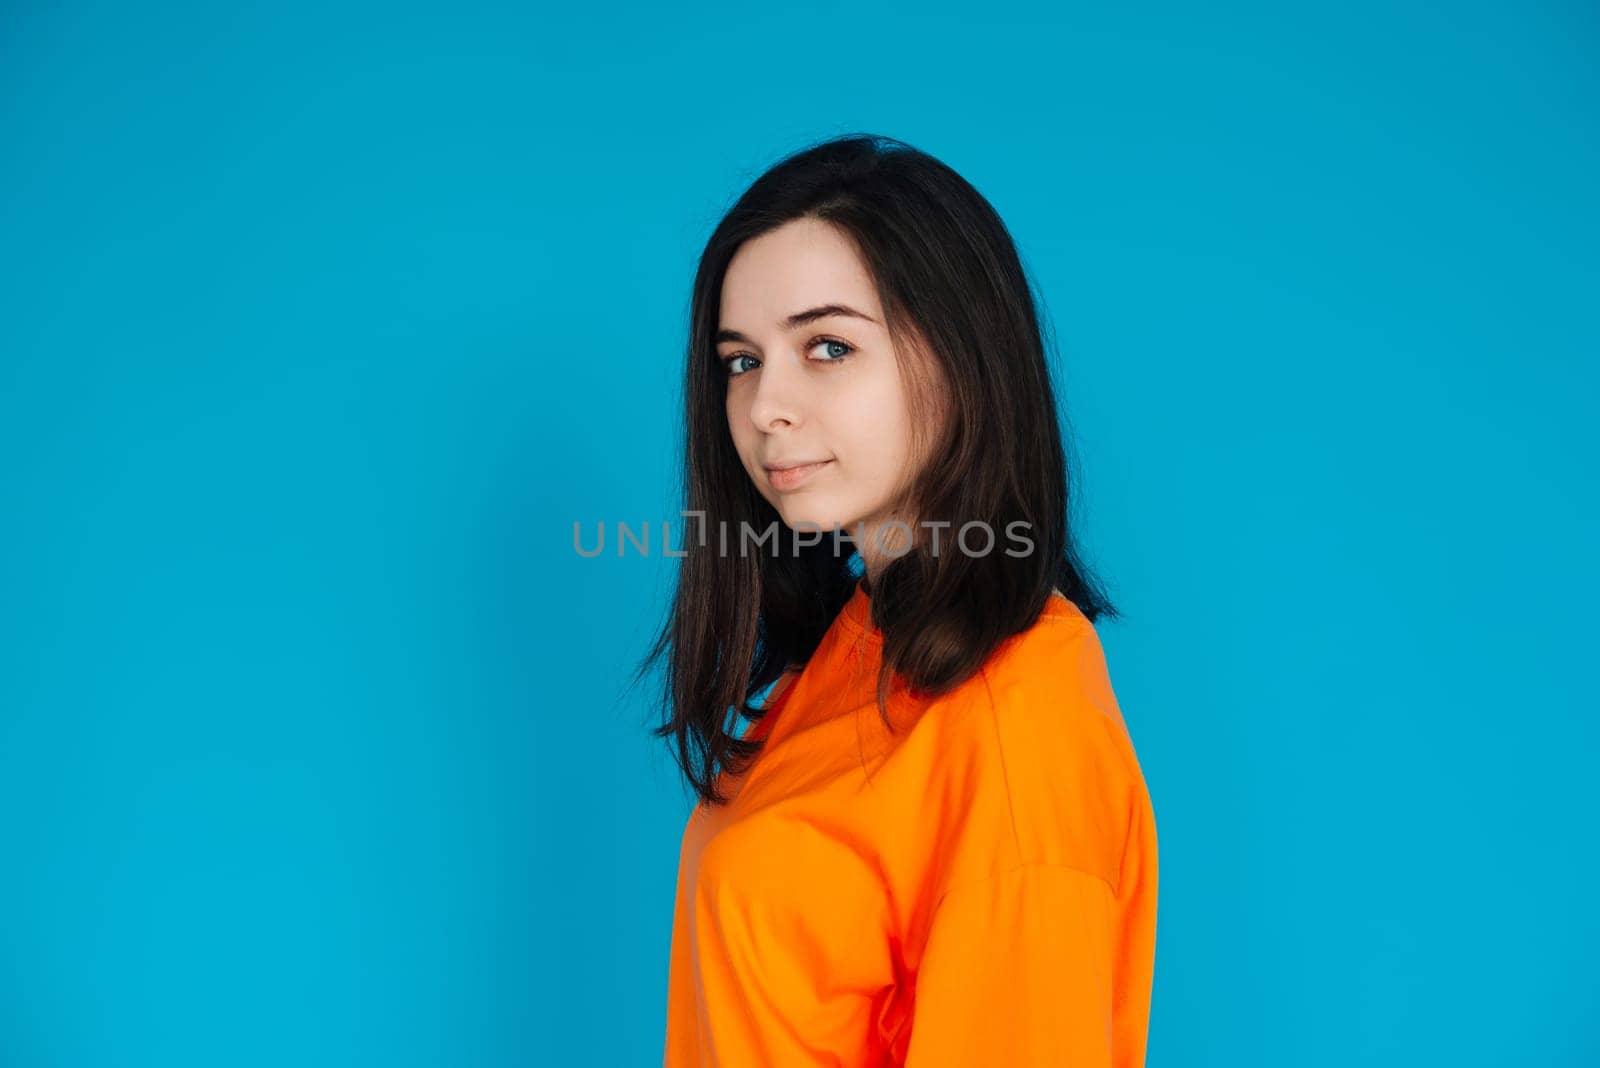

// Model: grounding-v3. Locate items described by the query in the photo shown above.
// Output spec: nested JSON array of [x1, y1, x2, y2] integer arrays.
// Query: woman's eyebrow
[[715, 303, 878, 345]]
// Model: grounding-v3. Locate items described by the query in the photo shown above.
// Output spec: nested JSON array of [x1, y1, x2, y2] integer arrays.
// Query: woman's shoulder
[[981, 590, 1126, 736], [958, 591, 1150, 888]]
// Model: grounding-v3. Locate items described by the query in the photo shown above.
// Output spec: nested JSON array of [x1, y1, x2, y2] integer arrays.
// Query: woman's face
[[717, 217, 927, 558]]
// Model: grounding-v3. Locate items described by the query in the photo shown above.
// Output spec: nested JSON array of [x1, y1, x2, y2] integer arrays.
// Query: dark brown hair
[[632, 132, 1117, 807]]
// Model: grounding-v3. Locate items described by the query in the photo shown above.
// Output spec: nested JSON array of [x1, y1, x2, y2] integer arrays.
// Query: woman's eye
[[809, 337, 855, 362], [725, 354, 759, 377]]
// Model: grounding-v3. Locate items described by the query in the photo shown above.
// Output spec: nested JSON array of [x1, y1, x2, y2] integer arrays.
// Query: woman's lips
[[767, 459, 833, 492]]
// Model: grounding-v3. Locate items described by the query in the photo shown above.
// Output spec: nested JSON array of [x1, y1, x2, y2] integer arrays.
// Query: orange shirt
[[662, 577, 1159, 1066]]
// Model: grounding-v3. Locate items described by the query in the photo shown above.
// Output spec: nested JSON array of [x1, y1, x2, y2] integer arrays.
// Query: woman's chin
[[777, 506, 860, 536]]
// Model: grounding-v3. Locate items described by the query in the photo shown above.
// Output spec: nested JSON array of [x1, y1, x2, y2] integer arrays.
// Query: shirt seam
[[973, 620, 1097, 872], [974, 619, 1118, 903], [977, 662, 1026, 874], [930, 859, 1118, 918], [835, 608, 880, 641]]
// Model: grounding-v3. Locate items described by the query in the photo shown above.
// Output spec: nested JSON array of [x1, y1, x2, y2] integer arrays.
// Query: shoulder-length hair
[[633, 132, 1117, 807]]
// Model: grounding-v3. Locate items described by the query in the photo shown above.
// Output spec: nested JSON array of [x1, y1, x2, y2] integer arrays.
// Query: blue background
[[3, 1, 1595, 1064]]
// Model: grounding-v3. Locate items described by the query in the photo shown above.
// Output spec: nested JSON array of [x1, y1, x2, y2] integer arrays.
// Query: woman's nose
[[747, 354, 805, 431]]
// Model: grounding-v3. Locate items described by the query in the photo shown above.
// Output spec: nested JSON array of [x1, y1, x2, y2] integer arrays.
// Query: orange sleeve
[[901, 790, 1158, 1066]]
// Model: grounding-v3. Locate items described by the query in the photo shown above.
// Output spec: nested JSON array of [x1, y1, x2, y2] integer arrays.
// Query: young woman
[[636, 133, 1158, 1066]]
